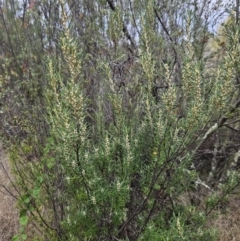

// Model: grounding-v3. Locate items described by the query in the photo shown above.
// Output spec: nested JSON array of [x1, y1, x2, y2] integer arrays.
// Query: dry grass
[[208, 194, 240, 241], [0, 143, 19, 241], [176, 188, 240, 241]]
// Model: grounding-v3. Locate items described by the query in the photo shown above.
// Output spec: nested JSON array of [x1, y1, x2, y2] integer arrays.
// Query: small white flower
[[72, 160, 76, 168], [67, 215, 71, 224], [84, 152, 89, 162], [66, 176, 70, 183], [117, 181, 121, 192], [91, 196, 96, 205]]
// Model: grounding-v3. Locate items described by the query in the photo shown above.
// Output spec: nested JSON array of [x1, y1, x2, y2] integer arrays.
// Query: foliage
[[0, 0, 239, 240]]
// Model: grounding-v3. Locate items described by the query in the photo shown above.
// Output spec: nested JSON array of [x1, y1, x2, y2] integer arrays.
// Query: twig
[[106, 0, 136, 48], [193, 99, 240, 157], [153, 8, 179, 66], [224, 118, 240, 126], [224, 125, 240, 132]]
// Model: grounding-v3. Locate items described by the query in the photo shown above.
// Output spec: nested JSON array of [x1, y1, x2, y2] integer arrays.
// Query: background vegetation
[[0, 0, 240, 240]]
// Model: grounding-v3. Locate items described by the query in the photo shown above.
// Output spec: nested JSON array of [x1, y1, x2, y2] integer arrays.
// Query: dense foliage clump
[[0, 0, 240, 240]]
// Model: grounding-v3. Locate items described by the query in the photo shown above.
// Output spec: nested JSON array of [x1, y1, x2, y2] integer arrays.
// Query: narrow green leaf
[[20, 215, 28, 226], [32, 187, 40, 198], [12, 235, 19, 241], [21, 234, 27, 240]]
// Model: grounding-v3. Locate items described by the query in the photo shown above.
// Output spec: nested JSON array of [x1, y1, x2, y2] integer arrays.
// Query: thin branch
[[106, 0, 115, 11], [224, 125, 240, 132], [106, 0, 135, 48], [0, 161, 20, 199], [0, 184, 18, 199], [236, 0, 239, 25], [224, 118, 240, 125], [128, 0, 141, 39], [154, 9, 172, 42], [153, 8, 180, 74], [193, 98, 240, 157], [206, 179, 240, 216]]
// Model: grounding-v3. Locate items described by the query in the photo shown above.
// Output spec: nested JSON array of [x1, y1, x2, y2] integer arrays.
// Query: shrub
[[0, 1, 240, 240]]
